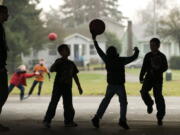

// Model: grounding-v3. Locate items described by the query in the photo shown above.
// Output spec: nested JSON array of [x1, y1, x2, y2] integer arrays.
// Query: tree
[[4, 0, 46, 72], [159, 8, 180, 52], [60, 0, 124, 28], [105, 32, 122, 53], [137, 0, 168, 36]]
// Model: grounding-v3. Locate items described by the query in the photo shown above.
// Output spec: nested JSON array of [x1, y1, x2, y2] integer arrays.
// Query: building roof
[[64, 33, 91, 42]]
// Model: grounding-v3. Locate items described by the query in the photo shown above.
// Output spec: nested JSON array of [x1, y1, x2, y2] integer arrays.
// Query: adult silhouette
[[0, 5, 9, 131]]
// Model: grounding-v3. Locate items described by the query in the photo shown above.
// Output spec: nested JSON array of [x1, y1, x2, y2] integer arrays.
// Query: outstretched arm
[[122, 47, 139, 65], [92, 34, 106, 62], [73, 74, 83, 95]]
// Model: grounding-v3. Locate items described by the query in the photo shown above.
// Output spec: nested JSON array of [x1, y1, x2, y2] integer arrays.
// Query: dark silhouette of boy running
[[140, 38, 168, 126], [43, 44, 83, 128], [91, 34, 139, 129], [0, 5, 10, 132]]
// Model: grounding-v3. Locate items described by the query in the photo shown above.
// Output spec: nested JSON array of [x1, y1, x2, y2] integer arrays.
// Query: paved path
[[1, 96, 180, 135]]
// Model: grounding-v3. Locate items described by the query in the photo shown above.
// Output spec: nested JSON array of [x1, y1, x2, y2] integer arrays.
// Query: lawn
[[9, 69, 180, 96]]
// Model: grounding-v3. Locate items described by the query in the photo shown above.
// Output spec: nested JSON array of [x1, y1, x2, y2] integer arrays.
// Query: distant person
[[139, 38, 168, 126], [26, 59, 50, 98], [0, 5, 9, 132], [43, 44, 83, 128], [91, 34, 139, 129], [8, 65, 39, 100]]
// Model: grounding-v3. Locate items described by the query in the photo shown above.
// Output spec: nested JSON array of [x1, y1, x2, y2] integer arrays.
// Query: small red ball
[[48, 33, 58, 41]]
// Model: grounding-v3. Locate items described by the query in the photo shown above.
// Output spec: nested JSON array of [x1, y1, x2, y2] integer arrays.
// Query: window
[[82, 44, 86, 55], [90, 44, 96, 55]]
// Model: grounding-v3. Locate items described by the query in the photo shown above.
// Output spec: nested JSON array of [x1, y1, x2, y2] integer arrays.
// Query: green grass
[[9, 70, 180, 96]]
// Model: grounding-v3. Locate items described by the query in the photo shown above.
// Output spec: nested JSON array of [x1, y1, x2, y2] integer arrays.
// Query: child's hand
[[35, 71, 40, 75], [133, 47, 139, 52], [78, 87, 83, 95]]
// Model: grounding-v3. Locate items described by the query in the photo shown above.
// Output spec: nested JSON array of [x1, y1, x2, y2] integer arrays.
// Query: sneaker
[[20, 96, 24, 101], [0, 124, 10, 132], [91, 116, 100, 128], [147, 105, 153, 114], [23, 95, 30, 100], [64, 122, 78, 127], [43, 121, 51, 128], [119, 121, 130, 130], [157, 119, 163, 126], [147, 102, 154, 114]]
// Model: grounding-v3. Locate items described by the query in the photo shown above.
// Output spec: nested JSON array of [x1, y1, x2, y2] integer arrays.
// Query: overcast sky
[[38, 0, 180, 22]]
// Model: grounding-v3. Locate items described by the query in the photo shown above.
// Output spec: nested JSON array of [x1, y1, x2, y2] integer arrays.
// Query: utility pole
[[153, 0, 157, 37], [127, 20, 133, 56]]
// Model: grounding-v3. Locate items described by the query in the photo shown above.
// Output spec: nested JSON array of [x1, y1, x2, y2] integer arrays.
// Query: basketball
[[48, 32, 58, 41], [89, 19, 105, 35]]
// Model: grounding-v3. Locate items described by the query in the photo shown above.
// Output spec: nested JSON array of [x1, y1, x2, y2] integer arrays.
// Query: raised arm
[[92, 34, 106, 62], [122, 47, 139, 65]]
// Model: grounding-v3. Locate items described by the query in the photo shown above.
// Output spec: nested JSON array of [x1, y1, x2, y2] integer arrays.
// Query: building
[[21, 33, 106, 69]]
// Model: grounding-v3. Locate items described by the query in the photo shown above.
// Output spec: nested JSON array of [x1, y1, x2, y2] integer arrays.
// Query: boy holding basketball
[[91, 32, 139, 129], [140, 38, 168, 126], [43, 44, 83, 128]]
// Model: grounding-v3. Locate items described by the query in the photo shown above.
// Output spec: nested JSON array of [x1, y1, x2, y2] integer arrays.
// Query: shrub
[[170, 56, 180, 69]]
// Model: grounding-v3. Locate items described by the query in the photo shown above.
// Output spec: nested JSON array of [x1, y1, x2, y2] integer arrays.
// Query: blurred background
[[1, 0, 180, 96]]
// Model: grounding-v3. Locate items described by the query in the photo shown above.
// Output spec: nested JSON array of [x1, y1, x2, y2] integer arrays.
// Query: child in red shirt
[[9, 65, 39, 100]]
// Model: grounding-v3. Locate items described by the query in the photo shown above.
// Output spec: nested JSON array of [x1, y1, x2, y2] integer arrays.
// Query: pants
[[44, 84, 75, 124], [0, 70, 8, 114], [140, 78, 165, 120], [96, 84, 128, 122], [8, 84, 25, 100], [28, 80, 43, 96]]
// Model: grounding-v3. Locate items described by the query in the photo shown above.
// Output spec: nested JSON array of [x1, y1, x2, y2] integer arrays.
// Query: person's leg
[[0, 70, 10, 131], [0, 70, 8, 114], [28, 80, 38, 96], [116, 85, 128, 122], [92, 85, 115, 128], [43, 86, 61, 125], [96, 85, 115, 119], [116, 85, 129, 129], [17, 85, 25, 100], [37, 81, 43, 96], [153, 83, 165, 126], [62, 85, 76, 126], [140, 79, 154, 113]]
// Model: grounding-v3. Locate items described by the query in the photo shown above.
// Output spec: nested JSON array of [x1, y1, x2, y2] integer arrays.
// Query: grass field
[[9, 68, 180, 96]]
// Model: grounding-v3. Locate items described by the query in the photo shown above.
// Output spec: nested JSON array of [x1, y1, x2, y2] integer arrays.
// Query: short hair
[[0, 5, 8, 12], [106, 46, 119, 58], [57, 44, 69, 53], [150, 38, 161, 47]]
